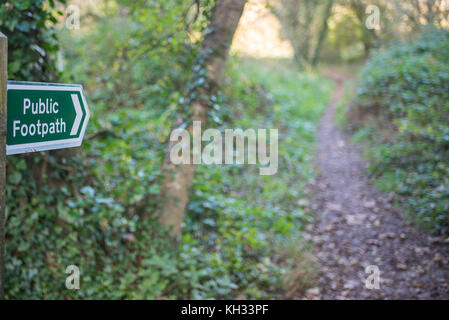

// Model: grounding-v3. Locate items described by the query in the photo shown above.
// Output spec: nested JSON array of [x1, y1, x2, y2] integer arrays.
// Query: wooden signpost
[[0, 32, 90, 299], [0, 32, 7, 301]]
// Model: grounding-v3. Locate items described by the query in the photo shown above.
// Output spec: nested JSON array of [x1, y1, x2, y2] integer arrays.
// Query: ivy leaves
[[0, 0, 66, 81]]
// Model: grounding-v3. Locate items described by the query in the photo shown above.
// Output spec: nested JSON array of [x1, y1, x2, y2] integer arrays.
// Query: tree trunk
[[158, 0, 247, 236], [350, 0, 378, 56], [312, 0, 334, 66]]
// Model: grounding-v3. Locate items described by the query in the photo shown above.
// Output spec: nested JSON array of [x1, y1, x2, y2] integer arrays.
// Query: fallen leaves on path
[[308, 72, 449, 300]]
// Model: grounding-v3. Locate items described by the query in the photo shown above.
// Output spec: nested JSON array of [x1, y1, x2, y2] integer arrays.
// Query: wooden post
[[0, 32, 7, 300]]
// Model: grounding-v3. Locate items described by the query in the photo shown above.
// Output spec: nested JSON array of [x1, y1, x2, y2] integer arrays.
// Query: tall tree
[[393, 0, 449, 31], [312, 0, 334, 66], [270, 0, 335, 69], [158, 0, 247, 236]]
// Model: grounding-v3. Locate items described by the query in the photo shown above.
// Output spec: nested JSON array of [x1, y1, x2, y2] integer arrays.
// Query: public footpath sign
[[6, 81, 90, 155]]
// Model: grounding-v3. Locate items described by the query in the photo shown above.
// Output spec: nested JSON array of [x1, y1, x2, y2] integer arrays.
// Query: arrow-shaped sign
[[70, 94, 82, 136], [6, 81, 90, 155]]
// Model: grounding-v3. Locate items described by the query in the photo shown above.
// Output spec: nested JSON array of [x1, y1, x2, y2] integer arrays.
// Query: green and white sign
[[6, 81, 90, 155]]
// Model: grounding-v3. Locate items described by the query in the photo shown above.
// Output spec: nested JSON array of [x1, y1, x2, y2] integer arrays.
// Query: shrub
[[353, 28, 449, 234]]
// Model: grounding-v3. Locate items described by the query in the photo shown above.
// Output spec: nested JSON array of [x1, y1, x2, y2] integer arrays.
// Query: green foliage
[[335, 78, 356, 127], [183, 58, 332, 298], [4, 0, 209, 299], [353, 28, 449, 234], [326, 12, 366, 63], [3, 0, 332, 299], [0, 0, 65, 81]]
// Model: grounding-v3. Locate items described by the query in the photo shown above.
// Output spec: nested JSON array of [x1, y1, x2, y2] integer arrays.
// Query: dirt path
[[308, 71, 449, 299]]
